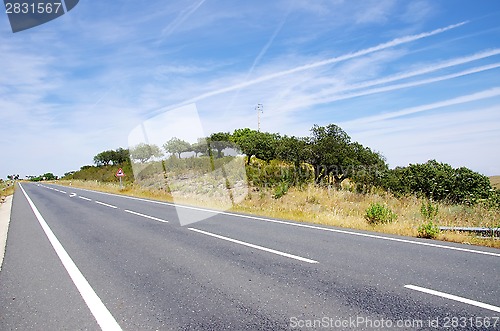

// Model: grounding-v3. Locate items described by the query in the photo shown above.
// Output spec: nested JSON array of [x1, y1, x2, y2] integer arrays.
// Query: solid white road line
[[405, 285, 500, 313], [124, 210, 168, 223], [44, 184, 500, 258], [95, 201, 118, 209], [19, 184, 122, 331], [79, 196, 92, 201], [188, 228, 318, 264]]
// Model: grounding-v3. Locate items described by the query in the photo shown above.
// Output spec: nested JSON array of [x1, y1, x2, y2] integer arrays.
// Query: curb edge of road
[[0, 194, 14, 272]]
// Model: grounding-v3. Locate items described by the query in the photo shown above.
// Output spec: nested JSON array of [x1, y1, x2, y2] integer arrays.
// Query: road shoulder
[[0, 194, 13, 271]]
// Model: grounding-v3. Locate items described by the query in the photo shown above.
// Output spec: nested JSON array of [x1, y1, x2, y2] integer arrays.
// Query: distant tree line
[[28, 173, 58, 181], [67, 124, 497, 207]]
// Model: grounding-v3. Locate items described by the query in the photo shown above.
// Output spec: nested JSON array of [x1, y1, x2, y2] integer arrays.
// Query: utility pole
[[256, 103, 263, 131]]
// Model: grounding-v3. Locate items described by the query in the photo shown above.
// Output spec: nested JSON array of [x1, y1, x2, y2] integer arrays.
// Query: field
[[490, 176, 500, 189], [57, 179, 500, 249]]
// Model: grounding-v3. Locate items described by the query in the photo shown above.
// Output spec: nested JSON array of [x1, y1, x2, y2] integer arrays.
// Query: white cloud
[[344, 105, 500, 175]]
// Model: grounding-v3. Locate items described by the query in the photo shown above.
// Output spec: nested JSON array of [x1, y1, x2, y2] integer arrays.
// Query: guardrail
[[439, 226, 500, 237]]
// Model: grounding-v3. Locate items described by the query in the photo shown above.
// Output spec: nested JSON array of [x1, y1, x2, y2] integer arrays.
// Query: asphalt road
[[0, 182, 499, 330]]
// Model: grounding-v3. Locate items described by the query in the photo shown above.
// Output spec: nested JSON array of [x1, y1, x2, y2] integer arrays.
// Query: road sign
[[116, 168, 125, 177]]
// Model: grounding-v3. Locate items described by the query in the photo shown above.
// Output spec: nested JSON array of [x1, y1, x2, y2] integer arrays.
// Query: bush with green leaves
[[365, 203, 397, 224], [417, 200, 440, 239], [417, 221, 440, 239], [273, 181, 289, 199], [382, 160, 492, 205]]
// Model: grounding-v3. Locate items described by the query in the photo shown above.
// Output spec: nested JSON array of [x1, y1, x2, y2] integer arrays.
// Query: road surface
[[0, 183, 499, 330]]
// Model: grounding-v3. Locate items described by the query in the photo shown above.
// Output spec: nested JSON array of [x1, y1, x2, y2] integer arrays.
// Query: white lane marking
[[70, 193, 77, 198], [188, 228, 318, 264], [405, 285, 500, 313], [95, 201, 117, 209], [59, 190, 67, 194], [124, 210, 168, 223], [79, 196, 92, 201], [19, 184, 122, 330], [46, 185, 500, 258]]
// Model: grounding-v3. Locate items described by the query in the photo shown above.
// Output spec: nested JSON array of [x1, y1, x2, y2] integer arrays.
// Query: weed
[[421, 200, 439, 221], [417, 220, 440, 239], [365, 203, 397, 224]]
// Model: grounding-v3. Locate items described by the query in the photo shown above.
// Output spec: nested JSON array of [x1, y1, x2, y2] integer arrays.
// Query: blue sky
[[1, 0, 500, 178]]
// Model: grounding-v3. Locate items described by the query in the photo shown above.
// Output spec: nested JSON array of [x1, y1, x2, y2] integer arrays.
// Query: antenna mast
[[256, 103, 263, 131]]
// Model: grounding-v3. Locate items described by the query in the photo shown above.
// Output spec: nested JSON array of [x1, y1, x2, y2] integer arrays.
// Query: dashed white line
[[95, 201, 118, 209], [19, 184, 122, 330], [124, 210, 168, 223], [79, 196, 92, 201], [188, 228, 318, 264], [42, 184, 500, 258], [405, 285, 500, 313]]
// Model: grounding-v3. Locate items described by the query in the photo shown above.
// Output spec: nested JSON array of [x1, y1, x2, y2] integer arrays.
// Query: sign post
[[116, 168, 125, 189]]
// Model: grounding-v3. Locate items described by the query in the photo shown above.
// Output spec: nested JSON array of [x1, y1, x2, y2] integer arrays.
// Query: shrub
[[417, 221, 440, 239], [273, 181, 289, 199], [382, 160, 492, 204], [421, 200, 439, 221], [365, 203, 397, 224]]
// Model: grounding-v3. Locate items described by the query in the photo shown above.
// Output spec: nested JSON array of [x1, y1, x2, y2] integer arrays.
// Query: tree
[[231, 128, 258, 164], [253, 132, 280, 163], [275, 135, 307, 167], [130, 143, 163, 163], [349, 143, 388, 192], [303, 124, 387, 188], [208, 132, 232, 158], [163, 137, 191, 158], [113, 148, 130, 164], [191, 138, 208, 157], [305, 124, 353, 186], [93, 150, 115, 166], [42, 172, 57, 180], [231, 129, 279, 164]]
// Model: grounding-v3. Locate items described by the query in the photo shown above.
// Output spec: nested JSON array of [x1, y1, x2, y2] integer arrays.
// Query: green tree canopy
[[191, 138, 208, 157], [208, 132, 233, 158], [93, 148, 130, 166], [231, 128, 279, 164], [275, 135, 308, 167], [303, 124, 387, 187], [93, 150, 115, 166], [130, 143, 163, 163], [383, 160, 492, 204], [163, 137, 191, 158]]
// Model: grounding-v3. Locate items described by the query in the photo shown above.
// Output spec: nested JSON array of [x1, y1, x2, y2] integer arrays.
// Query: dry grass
[[490, 176, 500, 189], [0, 181, 15, 199], [57, 180, 500, 249]]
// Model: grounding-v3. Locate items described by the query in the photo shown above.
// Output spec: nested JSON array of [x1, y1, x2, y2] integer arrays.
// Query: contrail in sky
[[154, 21, 468, 113]]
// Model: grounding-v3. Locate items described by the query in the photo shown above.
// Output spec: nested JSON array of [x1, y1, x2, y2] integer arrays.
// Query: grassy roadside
[[0, 181, 15, 200], [55, 179, 500, 249]]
